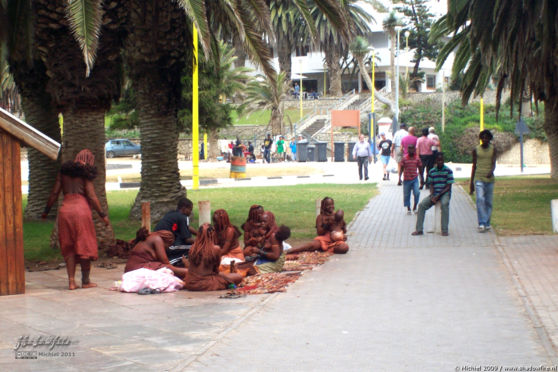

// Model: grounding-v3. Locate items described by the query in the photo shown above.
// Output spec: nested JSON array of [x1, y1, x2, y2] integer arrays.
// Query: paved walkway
[[2, 164, 558, 371]]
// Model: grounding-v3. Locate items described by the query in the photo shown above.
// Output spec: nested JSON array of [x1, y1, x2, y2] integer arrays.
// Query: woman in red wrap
[[184, 224, 242, 291], [42, 149, 110, 290], [125, 228, 188, 278]]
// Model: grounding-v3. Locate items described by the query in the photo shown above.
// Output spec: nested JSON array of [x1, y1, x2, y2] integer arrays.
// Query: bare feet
[[82, 282, 98, 288], [68, 279, 77, 290], [411, 231, 423, 236]]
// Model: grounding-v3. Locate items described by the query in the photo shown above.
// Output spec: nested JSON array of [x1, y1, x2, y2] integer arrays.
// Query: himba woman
[[244, 210, 278, 256], [125, 228, 188, 278], [213, 209, 244, 260], [241, 204, 266, 256], [184, 224, 242, 291], [288, 197, 349, 255], [42, 149, 110, 290]]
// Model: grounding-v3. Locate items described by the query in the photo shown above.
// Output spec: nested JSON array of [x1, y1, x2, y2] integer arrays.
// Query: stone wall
[[496, 139, 550, 165]]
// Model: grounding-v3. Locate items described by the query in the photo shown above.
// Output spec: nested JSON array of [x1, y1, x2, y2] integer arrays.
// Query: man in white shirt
[[352, 134, 373, 181], [391, 123, 408, 178]]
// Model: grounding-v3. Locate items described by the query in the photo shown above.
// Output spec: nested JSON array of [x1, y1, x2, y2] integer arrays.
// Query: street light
[[369, 47, 377, 163], [393, 26, 402, 135], [404, 30, 410, 80], [299, 58, 303, 121]]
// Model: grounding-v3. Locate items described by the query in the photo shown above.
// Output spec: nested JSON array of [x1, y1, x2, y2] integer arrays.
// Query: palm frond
[[177, 0, 212, 59], [65, 0, 102, 76]]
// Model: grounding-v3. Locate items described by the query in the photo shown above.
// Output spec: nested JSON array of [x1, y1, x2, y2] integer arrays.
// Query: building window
[[427, 75, 436, 90]]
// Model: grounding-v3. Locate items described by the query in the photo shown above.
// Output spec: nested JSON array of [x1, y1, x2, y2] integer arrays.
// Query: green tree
[[395, 0, 442, 91], [180, 41, 253, 159], [243, 71, 290, 135], [431, 0, 558, 178]]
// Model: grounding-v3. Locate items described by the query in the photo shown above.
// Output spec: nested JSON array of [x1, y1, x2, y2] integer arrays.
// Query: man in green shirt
[[470, 130, 497, 232]]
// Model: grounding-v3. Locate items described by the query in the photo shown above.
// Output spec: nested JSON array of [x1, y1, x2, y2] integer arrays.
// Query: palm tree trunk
[[277, 32, 292, 79], [21, 95, 61, 220], [326, 49, 342, 96], [130, 84, 185, 221], [59, 108, 115, 249], [208, 128, 220, 160], [544, 97, 558, 179], [270, 106, 283, 136]]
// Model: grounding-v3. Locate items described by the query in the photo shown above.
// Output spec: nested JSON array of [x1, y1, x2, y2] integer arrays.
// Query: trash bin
[[348, 142, 356, 162], [297, 142, 308, 162], [230, 155, 247, 178], [316, 142, 327, 162], [307, 145, 316, 162], [334, 142, 345, 162]]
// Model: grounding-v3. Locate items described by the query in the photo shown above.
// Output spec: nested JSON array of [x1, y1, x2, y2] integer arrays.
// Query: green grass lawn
[[458, 175, 558, 235], [23, 184, 377, 262], [231, 108, 300, 125]]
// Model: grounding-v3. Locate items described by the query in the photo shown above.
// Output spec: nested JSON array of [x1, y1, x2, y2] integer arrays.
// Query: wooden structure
[[0, 108, 60, 295]]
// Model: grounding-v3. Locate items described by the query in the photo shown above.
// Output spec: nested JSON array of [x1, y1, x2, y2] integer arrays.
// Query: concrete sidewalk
[[2, 165, 558, 371]]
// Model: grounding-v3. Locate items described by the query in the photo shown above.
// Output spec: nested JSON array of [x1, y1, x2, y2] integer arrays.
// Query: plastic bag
[[387, 157, 398, 173]]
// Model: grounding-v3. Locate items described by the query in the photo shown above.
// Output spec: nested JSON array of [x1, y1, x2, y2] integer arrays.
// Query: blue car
[[105, 139, 141, 158]]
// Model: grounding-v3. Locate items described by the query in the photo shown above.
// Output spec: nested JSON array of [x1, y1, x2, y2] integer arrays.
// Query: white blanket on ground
[[119, 268, 184, 293]]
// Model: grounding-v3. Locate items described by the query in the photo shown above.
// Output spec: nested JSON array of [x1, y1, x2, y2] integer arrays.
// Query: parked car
[[105, 139, 141, 158]]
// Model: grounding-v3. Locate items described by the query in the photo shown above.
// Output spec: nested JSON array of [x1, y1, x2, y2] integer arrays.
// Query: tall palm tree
[[244, 72, 290, 135], [431, 0, 558, 178], [32, 0, 126, 247], [383, 11, 400, 96], [311, 0, 373, 96], [350, 36, 394, 112], [1, 0, 62, 220]]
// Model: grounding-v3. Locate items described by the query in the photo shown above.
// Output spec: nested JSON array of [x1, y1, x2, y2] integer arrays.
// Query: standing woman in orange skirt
[[42, 149, 110, 290]]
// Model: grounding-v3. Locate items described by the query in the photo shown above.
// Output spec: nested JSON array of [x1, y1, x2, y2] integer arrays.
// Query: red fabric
[[184, 272, 233, 291], [58, 193, 98, 260], [399, 155, 422, 181]]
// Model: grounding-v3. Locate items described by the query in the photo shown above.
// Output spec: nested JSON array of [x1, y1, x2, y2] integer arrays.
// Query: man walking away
[[352, 134, 373, 181], [391, 123, 408, 180], [398, 144, 423, 214], [470, 130, 497, 232], [378, 132, 392, 180], [416, 127, 434, 189], [428, 127, 441, 159], [289, 138, 297, 161], [263, 134, 272, 163], [412, 152, 454, 236]]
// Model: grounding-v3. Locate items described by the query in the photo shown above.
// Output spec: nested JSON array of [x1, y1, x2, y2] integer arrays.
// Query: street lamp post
[[393, 26, 402, 135], [404, 30, 410, 80], [299, 58, 303, 121]]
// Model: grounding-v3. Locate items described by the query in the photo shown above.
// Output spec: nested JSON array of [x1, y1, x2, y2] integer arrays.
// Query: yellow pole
[[192, 25, 199, 190], [203, 133, 207, 161], [299, 59, 303, 120]]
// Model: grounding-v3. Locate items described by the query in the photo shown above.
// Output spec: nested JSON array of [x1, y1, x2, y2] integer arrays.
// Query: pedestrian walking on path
[[412, 152, 454, 236], [398, 144, 423, 215], [470, 129, 497, 232], [352, 134, 373, 181], [378, 132, 392, 180], [391, 122, 408, 175]]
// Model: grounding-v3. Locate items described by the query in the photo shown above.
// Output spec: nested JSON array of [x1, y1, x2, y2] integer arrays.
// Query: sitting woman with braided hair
[[213, 209, 244, 260], [125, 228, 188, 278], [184, 224, 243, 291], [242, 204, 266, 256], [288, 197, 349, 255]]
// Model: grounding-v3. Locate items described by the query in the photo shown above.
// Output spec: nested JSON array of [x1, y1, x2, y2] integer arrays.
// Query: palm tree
[[350, 36, 394, 112], [309, 0, 374, 96], [431, 0, 558, 178], [31, 0, 126, 247], [243, 72, 290, 136], [1, 1, 62, 220], [383, 11, 400, 96]]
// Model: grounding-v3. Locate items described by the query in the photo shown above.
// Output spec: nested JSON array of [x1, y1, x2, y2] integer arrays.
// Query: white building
[[248, 1, 454, 96]]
